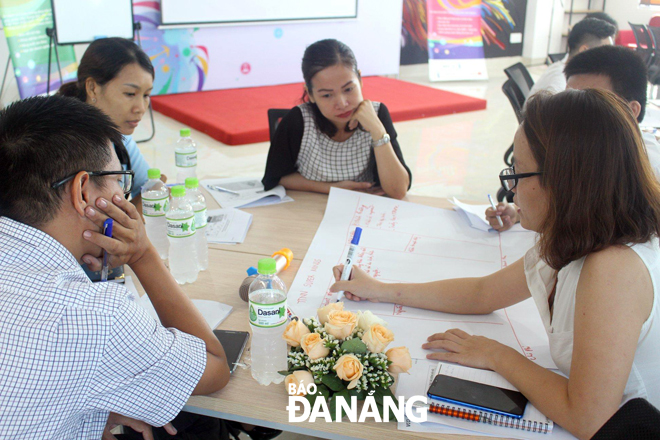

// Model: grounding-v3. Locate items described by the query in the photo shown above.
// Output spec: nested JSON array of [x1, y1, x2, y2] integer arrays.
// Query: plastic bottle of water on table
[[141, 168, 170, 260], [175, 128, 197, 184], [185, 177, 208, 271], [249, 258, 288, 385], [166, 185, 199, 284]]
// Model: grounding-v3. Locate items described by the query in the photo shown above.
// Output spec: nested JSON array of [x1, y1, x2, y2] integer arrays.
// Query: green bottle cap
[[185, 177, 199, 189], [180, 128, 191, 137], [171, 185, 186, 197], [147, 168, 161, 180], [257, 258, 277, 275]]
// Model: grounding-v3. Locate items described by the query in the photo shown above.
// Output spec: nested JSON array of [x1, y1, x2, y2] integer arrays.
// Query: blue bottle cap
[[247, 266, 258, 276]]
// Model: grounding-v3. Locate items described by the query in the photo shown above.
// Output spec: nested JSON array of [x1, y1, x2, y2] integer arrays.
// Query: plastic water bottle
[[175, 128, 197, 184], [185, 177, 208, 271], [166, 185, 199, 284], [141, 168, 170, 260], [249, 258, 287, 385]]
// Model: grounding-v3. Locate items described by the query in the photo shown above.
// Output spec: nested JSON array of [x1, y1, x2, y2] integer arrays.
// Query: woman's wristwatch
[[372, 133, 391, 148]]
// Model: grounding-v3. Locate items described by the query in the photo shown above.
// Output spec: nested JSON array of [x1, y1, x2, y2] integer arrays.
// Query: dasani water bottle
[[166, 185, 199, 284], [175, 128, 197, 184], [249, 258, 287, 385], [185, 177, 208, 271], [141, 168, 170, 260]]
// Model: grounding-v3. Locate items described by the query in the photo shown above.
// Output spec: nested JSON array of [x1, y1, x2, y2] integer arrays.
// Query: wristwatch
[[372, 133, 390, 148]]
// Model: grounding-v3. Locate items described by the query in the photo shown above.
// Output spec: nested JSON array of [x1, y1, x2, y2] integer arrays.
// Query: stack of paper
[[201, 177, 293, 209], [124, 277, 233, 330], [205, 208, 252, 244], [451, 197, 528, 233]]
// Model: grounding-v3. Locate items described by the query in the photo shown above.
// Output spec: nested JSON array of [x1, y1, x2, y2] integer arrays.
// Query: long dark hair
[[58, 37, 154, 102], [524, 89, 660, 270], [301, 39, 361, 138]]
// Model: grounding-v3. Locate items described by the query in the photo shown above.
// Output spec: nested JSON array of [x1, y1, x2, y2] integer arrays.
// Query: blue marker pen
[[336, 227, 362, 302], [101, 218, 113, 282]]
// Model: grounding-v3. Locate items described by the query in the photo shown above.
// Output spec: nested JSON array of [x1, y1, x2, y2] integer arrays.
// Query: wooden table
[[136, 190, 492, 439]]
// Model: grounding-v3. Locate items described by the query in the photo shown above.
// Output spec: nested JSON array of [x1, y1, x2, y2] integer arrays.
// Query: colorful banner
[[426, 0, 488, 81], [0, 0, 77, 98]]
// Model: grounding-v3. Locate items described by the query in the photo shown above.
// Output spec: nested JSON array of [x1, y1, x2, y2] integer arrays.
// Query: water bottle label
[[249, 299, 287, 328], [194, 208, 207, 229], [142, 195, 169, 217], [175, 151, 198, 168], [166, 216, 196, 238]]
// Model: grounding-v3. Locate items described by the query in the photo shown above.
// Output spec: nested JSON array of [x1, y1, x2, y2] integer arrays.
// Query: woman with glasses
[[58, 37, 155, 210], [330, 89, 660, 438]]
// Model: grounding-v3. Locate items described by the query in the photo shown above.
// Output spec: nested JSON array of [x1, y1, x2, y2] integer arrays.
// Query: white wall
[[522, 0, 564, 65], [606, 0, 657, 28]]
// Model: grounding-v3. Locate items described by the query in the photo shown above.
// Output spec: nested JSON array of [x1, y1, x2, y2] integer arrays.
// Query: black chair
[[629, 22, 656, 67], [502, 79, 525, 124], [267, 108, 290, 142], [591, 398, 660, 439], [547, 52, 566, 64], [503, 62, 535, 99]]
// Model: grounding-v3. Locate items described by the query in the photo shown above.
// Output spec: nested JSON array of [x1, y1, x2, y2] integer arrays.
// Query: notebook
[[419, 362, 554, 435], [201, 177, 293, 209]]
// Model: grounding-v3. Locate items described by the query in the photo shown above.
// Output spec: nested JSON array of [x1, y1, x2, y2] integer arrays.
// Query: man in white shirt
[[488, 46, 655, 231], [528, 18, 616, 96], [0, 95, 230, 439]]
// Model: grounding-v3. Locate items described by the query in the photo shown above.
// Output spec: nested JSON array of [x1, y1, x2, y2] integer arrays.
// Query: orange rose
[[317, 302, 344, 325], [386, 347, 412, 374], [284, 370, 315, 396], [324, 310, 358, 339], [361, 324, 394, 353], [282, 319, 310, 347], [300, 333, 330, 360], [333, 354, 364, 389]]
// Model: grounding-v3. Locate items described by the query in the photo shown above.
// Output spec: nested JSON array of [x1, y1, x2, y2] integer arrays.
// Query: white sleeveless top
[[296, 102, 380, 183], [524, 238, 660, 407]]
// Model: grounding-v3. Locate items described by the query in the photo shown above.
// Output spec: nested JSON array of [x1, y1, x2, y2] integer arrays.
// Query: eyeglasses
[[499, 167, 542, 191], [51, 170, 135, 196]]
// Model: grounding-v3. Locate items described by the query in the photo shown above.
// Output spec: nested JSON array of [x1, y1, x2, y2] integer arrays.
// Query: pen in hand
[[487, 194, 504, 228], [101, 218, 113, 282], [336, 227, 363, 302]]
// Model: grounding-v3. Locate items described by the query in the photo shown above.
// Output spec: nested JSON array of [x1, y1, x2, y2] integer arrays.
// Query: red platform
[[151, 76, 487, 146]]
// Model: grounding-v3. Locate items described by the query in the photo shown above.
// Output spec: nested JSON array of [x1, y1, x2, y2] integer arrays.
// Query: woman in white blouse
[[330, 88, 660, 439]]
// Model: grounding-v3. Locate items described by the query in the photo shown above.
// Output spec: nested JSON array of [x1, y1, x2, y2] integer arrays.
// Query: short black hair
[[564, 45, 648, 122], [567, 18, 617, 54], [584, 12, 618, 33], [0, 95, 123, 227]]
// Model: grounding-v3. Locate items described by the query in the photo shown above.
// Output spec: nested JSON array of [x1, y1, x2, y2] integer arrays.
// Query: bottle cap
[[257, 258, 277, 275], [171, 185, 186, 197], [147, 168, 161, 180], [185, 177, 199, 189], [247, 266, 258, 276], [180, 128, 191, 137]]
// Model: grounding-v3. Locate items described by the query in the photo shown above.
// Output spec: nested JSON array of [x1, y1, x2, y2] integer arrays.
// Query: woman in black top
[[262, 39, 411, 199]]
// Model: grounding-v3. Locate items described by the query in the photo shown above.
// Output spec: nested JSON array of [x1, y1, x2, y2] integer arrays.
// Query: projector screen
[[161, 0, 358, 26], [51, 0, 134, 45]]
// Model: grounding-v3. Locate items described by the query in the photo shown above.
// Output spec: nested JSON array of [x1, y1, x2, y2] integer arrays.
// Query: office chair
[[267, 108, 290, 142], [503, 62, 534, 99], [547, 52, 566, 64], [591, 398, 660, 439], [629, 23, 656, 67]]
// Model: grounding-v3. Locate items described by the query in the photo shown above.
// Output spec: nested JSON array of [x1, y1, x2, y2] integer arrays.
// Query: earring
[[92, 98, 96, 103]]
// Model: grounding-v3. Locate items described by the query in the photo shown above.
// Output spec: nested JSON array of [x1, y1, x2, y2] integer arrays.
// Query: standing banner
[[426, 0, 488, 81], [0, 0, 77, 98]]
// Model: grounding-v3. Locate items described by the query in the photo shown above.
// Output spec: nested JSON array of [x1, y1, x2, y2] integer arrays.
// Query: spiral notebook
[[420, 362, 554, 435]]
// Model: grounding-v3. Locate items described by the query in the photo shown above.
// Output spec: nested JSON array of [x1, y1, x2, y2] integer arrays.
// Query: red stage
[[151, 76, 487, 146]]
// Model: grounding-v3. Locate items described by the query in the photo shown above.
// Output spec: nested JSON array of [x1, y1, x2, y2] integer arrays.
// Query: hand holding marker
[[487, 194, 504, 228], [336, 227, 363, 302]]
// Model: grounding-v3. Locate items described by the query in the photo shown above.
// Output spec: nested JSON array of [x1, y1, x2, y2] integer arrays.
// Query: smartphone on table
[[427, 374, 528, 418], [213, 330, 249, 374]]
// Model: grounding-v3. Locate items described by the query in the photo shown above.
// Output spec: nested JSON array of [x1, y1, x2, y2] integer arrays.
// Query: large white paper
[[205, 208, 253, 244], [201, 177, 293, 209], [288, 188, 555, 369]]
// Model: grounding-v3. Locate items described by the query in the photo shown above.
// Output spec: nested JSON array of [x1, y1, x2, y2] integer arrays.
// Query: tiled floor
[[134, 57, 549, 205], [133, 57, 549, 440]]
